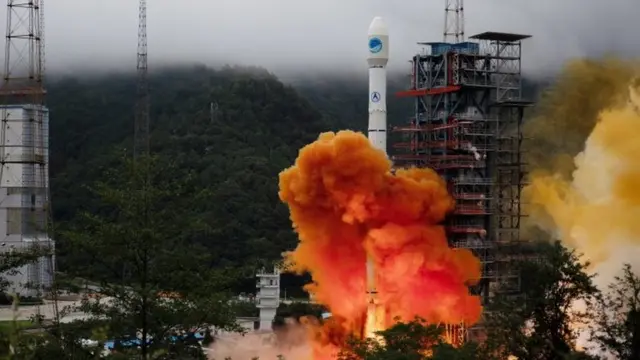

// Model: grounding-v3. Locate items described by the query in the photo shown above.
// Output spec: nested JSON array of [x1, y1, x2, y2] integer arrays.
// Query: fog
[[1, 0, 639, 78]]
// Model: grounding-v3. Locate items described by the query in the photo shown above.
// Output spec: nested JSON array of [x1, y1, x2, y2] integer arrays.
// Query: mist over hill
[[49, 66, 328, 291], [289, 71, 545, 130], [46, 64, 549, 293]]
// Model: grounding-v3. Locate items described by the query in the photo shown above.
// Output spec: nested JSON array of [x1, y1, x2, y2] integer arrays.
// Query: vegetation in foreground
[[0, 64, 634, 358]]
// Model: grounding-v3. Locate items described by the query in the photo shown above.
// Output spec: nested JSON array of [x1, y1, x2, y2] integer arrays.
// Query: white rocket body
[[367, 17, 389, 154], [364, 16, 388, 339]]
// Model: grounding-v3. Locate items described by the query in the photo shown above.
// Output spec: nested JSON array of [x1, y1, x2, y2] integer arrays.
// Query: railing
[[447, 226, 486, 235], [452, 178, 493, 185], [453, 205, 489, 215]]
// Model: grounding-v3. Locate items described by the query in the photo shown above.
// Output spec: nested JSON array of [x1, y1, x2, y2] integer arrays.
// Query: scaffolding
[[392, 31, 531, 342], [0, 0, 55, 305]]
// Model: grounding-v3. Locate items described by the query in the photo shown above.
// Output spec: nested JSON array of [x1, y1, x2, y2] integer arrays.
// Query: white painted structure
[[365, 16, 389, 337], [0, 105, 53, 297], [255, 266, 280, 331], [367, 16, 389, 153]]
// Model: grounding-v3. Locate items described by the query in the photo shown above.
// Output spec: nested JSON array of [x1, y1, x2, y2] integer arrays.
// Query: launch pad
[[364, 1, 531, 345], [392, 25, 531, 345]]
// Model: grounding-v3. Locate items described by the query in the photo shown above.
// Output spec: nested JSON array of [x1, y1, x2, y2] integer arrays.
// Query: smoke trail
[[523, 59, 640, 268], [527, 95, 640, 258], [523, 58, 637, 178], [514, 59, 640, 355], [278, 130, 482, 357], [208, 319, 312, 359]]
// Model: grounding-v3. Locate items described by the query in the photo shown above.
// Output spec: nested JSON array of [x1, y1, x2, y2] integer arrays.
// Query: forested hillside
[[47, 65, 544, 285], [48, 66, 340, 285], [290, 71, 415, 131]]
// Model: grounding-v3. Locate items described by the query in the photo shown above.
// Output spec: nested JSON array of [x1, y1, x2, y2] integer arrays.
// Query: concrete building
[[255, 266, 280, 331], [0, 104, 54, 297]]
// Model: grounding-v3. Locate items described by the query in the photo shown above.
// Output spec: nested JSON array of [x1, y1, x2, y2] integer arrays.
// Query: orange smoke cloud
[[278, 130, 482, 357]]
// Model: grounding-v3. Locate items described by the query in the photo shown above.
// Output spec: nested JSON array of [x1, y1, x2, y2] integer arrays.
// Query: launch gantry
[[392, 31, 531, 342], [0, 0, 56, 301]]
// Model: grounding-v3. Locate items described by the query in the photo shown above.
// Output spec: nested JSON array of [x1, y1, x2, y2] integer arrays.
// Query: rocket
[[367, 16, 389, 153], [364, 16, 388, 339]]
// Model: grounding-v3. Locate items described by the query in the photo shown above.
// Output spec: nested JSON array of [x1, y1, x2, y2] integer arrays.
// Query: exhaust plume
[[209, 320, 311, 359], [278, 130, 482, 357], [523, 57, 640, 356], [523, 58, 640, 268]]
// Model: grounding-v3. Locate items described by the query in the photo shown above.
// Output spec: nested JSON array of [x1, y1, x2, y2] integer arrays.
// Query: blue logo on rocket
[[369, 37, 382, 53]]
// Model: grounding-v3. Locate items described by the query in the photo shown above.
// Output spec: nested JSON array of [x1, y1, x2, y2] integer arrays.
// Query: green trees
[[590, 263, 640, 359], [273, 302, 326, 328], [49, 67, 332, 285], [334, 241, 611, 360], [12, 66, 632, 359], [337, 317, 481, 360], [60, 154, 241, 359], [484, 241, 599, 360]]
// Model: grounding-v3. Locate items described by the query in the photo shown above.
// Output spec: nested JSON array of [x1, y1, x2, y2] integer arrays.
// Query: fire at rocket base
[[365, 16, 389, 339]]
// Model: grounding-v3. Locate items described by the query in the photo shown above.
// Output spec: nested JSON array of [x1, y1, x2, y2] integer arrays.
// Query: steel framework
[[393, 31, 531, 341], [444, 0, 464, 42], [0, 0, 58, 323], [134, 0, 149, 159]]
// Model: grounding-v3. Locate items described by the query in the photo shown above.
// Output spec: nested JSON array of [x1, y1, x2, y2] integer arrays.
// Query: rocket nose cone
[[368, 16, 388, 36]]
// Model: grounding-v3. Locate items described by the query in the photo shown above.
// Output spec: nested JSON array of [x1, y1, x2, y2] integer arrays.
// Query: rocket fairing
[[367, 16, 389, 154], [365, 16, 388, 339]]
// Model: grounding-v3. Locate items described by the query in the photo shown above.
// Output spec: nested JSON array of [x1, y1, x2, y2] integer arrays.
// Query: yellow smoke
[[523, 58, 637, 177], [523, 58, 640, 267]]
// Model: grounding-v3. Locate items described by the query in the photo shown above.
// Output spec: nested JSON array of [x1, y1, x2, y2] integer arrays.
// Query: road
[[0, 299, 90, 323]]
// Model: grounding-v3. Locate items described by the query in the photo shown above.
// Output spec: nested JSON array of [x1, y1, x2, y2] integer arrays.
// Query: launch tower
[[0, 0, 55, 300], [256, 266, 281, 331], [392, 32, 531, 342]]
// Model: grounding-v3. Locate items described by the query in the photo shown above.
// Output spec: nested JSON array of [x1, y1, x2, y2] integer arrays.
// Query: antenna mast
[[134, 0, 149, 158], [444, 0, 464, 42]]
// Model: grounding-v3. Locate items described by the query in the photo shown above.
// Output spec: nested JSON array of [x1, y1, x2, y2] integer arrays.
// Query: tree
[[60, 153, 243, 359], [0, 243, 59, 358], [0, 244, 51, 296], [202, 329, 214, 347], [484, 241, 600, 360], [590, 263, 640, 359], [337, 317, 482, 360], [273, 302, 326, 329], [50, 67, 330, 288]]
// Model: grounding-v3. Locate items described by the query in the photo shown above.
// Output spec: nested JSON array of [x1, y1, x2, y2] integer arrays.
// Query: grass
[[0, 320, 34, 334]]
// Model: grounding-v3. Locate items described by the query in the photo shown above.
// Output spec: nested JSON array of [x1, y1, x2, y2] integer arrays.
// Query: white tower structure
[[367, 16, 389, 153], [0, 0, 54, 302], [256, 266, 281, 331], [0, 104, 53, 297]]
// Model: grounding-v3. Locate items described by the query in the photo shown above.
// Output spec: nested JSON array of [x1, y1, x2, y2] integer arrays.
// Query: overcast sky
[[2, 0, 639, 78]]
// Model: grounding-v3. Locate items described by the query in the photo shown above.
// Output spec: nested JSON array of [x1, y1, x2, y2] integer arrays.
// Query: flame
[[278, 130, 482, 357]]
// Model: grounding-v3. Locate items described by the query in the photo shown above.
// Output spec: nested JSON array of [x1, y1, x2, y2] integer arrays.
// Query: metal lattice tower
[[134, 0, 149, 158], [444, 0, 464, 42], [393, 31, 531, 342], [0, 0, 59, 324]]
